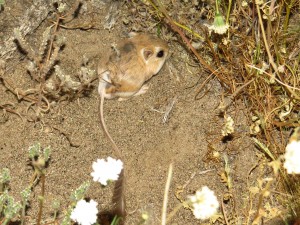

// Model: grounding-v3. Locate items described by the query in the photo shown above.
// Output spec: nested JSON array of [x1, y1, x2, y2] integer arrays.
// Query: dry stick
[[0, 77, 38, 102], [247, 65, 300, 92], [256, 3, 278, 72], [35, 1, 83, 115], [0, 104, 23, 120], [272, 120, 300, 128], [1, 63, 51, 113], [161, 163, 173, 225], [53, 126, 81, 147], [1, 77, 49, 114], [194, 71, 217, 100], [46, 16, 60, 62], [36, 3, 75, 114], [221, 195, 230, 225]]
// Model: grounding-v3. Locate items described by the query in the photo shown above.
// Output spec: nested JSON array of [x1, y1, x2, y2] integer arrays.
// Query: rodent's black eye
[[157, 50, 164, 58]]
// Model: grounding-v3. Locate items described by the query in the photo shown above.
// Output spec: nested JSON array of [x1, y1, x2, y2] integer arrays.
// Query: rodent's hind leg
[[117, 84, 149, 101], [98, 71, 117, 99]]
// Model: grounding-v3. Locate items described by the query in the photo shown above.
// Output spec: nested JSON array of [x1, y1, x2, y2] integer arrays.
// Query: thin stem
[[173, 21, 204, 40], [255, 2, 278, 72], [161, 163, 173, 225], [226, 0, 232, 24], [251, 178, 274, 224], [2, 218, 10, 225], [36, 174, 45, 225], [46, 15, 60, 62], [283, 0, 296, 48], [215, 0, 220, 14], [21, 202, 26, 225]]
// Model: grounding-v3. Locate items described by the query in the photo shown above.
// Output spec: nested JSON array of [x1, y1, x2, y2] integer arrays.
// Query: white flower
[[91, 157, 123, 186], [70, 199, 98, 225], [242, 1, 248, 7], [188, 186, 219, 220], [57, 3, 67, 13], [222, 115, 234, 137], [205, 13, 229, 35], [283, 141, 300, 174], [278, 65, 285, 73]]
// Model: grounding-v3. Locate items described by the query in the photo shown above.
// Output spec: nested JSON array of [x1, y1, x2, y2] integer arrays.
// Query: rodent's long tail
[[99, 91, 122, 158], [99, 91, 126, 223]]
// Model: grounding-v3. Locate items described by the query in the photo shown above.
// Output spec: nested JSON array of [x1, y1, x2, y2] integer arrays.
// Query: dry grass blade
[[161, 162, 173, 225]]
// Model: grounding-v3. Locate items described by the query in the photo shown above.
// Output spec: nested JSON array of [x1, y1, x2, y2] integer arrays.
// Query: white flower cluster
[[91, 157, 123, 186], [71, 199, 98, 225], [70, 157, 123, 225], [222, 115, 234, 137], [205, 13, 229, 35], [283, 140, 300, 174], [188, 186, 219, 220]]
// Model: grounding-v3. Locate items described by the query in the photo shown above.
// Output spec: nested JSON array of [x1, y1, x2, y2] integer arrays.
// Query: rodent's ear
[[142, 48, 153, 61]]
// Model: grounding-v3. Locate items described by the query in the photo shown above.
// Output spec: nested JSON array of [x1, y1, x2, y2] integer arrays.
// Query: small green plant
[[62, 182, 91, 225], [28, 143, 51, 225], [0, 191, 22, 225], [0, 169, 23, 225], [0, 168, 10, 192]]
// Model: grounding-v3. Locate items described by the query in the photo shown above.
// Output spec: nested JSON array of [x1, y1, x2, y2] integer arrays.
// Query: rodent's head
[[130, 33, 169, 76], [141, 44, 169, 75]]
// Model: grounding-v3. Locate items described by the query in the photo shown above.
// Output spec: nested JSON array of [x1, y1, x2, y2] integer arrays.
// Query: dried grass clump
[[127, 0, 300, 155]]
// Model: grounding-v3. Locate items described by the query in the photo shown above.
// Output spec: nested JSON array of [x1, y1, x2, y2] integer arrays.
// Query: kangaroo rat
[[97, 33, 169, 221]]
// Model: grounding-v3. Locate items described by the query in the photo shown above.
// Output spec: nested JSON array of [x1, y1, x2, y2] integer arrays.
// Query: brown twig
[[221, 195, 230, 225], [194, 71, 216, 100], [53, 126, 81, 147], [0, 103, 24, 120]]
